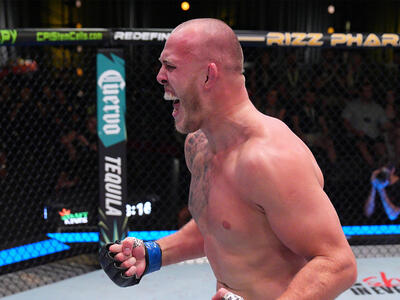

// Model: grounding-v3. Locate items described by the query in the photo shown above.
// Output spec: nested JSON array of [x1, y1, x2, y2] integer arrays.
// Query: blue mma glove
[[99, 239, 162, 287]]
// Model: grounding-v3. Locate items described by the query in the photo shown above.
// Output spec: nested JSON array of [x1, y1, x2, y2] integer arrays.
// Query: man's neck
[[200, 100, 257, 154]]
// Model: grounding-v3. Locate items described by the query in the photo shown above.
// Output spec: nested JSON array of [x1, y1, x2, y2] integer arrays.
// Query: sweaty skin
[[110, 18, 357, 300]]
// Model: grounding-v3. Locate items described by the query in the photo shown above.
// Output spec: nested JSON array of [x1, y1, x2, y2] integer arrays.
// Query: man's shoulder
[[235, 136, 317, 202], [237, 130, 323, 195], [238, 126, 307, 174]]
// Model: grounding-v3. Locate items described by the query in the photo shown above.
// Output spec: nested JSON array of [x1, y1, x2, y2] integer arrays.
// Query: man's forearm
[[157, 219, 205, 266], [277, 255, 356, 300]]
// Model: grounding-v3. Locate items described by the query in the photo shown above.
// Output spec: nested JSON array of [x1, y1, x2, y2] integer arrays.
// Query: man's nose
[[156, 68, 167, 85]]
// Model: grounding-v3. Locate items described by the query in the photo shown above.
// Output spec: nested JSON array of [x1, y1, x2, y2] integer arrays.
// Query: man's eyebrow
[[159, 57, 175, 65]]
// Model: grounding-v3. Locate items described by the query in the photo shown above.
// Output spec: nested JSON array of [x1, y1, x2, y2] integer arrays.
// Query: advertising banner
[[0, 29, 109, 45], [97, 49, 128, 246], [338, 257, 400, 299], [2, 29, 400, 48]]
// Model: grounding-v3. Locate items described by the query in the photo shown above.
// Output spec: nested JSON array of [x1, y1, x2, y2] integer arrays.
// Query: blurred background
[[1, 0, 400, 32]]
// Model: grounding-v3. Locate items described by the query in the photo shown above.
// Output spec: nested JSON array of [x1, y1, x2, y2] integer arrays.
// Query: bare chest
[[187, 154, 261, 234]]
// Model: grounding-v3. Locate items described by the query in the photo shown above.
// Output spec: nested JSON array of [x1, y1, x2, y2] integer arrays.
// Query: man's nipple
[[222, 220, 231, 230]]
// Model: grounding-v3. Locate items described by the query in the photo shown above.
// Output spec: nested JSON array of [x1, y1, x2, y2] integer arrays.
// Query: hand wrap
[[99, 239, 162, 287]]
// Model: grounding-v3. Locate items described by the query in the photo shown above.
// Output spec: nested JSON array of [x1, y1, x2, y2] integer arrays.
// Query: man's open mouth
[[172, 99, 180, 118]]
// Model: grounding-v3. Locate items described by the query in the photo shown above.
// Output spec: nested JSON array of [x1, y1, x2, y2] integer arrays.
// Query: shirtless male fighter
[[99, 18, 357, 300]]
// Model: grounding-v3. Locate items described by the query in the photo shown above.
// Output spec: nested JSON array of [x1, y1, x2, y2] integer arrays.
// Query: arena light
[[328, 4, 335, 14], [128, 230, 177, 240], [343, 225, 400, 236], [327, 26, 335, 34], [76, 0, 82, 8], [0, 239, 70, 267], [47, 232, 99, 243], [47, 231, 177, 243], [181, 1, 190, 11]]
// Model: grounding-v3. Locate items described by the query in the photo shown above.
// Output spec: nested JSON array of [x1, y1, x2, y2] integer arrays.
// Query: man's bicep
[[246, 154, 347, 259], [266, 179, 347, 259], [239, 141, 349, 259]]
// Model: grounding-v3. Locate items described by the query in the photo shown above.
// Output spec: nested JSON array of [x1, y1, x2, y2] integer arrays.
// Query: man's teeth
[[164, 92, 179, 101]]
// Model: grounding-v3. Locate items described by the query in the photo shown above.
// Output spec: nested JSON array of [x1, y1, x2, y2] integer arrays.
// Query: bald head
[[171, 18, 244, 74]]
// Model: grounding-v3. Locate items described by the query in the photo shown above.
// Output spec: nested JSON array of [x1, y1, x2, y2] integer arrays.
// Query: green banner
[[97, 52, 127, 148], [97, 49, 129, 246]]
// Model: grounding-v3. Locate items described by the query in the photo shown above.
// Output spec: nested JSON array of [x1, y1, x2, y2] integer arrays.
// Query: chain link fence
[[124, 43, 189, 231], [1, 30, 400, 290], [0, 45, 99, 276], [244, 46, 400, 230]]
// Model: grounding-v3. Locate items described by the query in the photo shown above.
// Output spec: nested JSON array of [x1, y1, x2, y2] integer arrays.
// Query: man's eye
[[166, 65, 176, 70]]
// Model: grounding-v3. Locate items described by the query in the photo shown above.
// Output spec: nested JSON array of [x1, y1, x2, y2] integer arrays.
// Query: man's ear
[[204, 63, 218, 89]]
